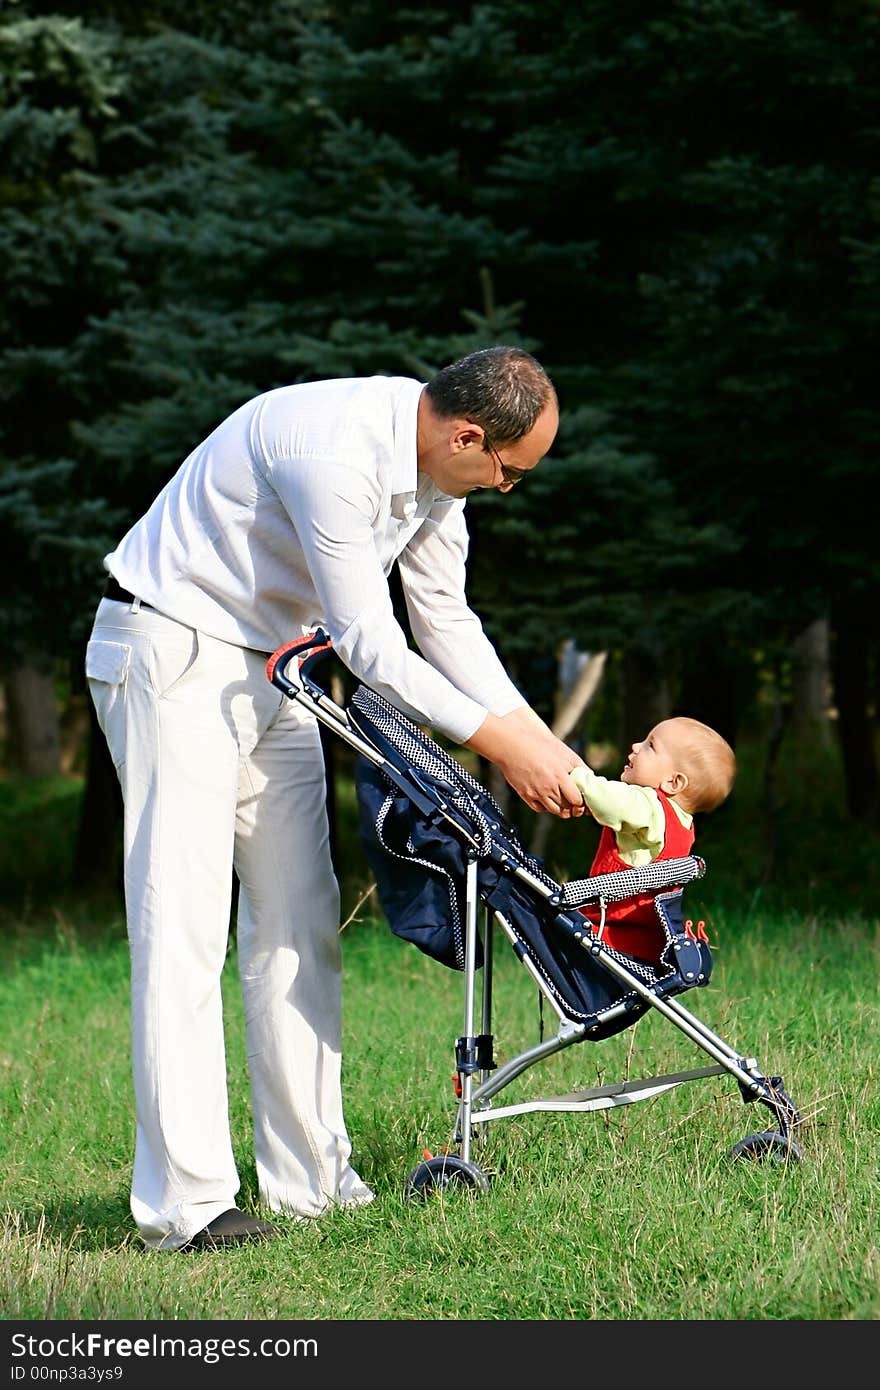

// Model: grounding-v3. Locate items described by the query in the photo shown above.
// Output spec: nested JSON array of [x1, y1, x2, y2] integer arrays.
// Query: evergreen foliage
[[1, 0, 878, 819]]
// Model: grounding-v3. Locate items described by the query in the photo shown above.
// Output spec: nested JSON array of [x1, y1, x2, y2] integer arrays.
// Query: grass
[[0, 896, 878, 1322], [1, 731, 878, 1325]]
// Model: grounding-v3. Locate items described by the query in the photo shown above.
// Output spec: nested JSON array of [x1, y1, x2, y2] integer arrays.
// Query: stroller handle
[[266, 629, 334, 700], [557, 854, 706, 909]]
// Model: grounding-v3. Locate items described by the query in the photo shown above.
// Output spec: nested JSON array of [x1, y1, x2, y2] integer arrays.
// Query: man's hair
[[425, 345, 557, 445], [671, 717, 737, 814]]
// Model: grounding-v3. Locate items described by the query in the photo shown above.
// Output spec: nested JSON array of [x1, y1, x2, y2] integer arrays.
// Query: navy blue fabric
[[481, 870, 654, 1036], [356, 757, 659, 1033], [355, 740, 710, 1037], [356, 757, 483, 971]]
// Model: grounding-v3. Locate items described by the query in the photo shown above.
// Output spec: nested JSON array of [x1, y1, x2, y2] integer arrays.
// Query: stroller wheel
[[404, 1154, 491, 1200], [728, 1130, 803, 1164]]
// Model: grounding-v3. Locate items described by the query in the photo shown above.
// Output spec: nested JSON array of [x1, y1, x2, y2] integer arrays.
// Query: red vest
[[580, 790, 694, 962]]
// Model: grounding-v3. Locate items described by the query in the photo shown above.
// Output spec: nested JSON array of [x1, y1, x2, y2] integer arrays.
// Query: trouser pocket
[[148, 628, 200, 699], [86, 638, 132, 762]]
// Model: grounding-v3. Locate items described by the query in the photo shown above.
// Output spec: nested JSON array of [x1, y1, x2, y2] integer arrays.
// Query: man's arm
[[399, 501, 526, 717], [271, 452, 491, 742], [400, 500, 588, 816]]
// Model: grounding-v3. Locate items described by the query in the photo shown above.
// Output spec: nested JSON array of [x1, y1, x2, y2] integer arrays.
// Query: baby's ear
[[662, 771, 689, 798]]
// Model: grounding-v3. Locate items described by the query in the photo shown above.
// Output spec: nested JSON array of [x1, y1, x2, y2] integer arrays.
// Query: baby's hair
[[671, 717, 737, 813]]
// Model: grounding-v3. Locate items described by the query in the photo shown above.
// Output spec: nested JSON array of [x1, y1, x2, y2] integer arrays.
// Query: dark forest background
[[1, 0, 878, 902]]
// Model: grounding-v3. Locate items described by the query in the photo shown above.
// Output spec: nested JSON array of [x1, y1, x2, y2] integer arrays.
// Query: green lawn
[[1, 894, 877, 1322], [1, 738, 878, 1324]]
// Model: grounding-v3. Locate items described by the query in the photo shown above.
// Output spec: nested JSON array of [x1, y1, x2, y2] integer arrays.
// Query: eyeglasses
[[482, 436, 529, 488]]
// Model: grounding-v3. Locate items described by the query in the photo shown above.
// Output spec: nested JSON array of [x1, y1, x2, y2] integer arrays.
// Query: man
[[85, 345, 585, 1251]]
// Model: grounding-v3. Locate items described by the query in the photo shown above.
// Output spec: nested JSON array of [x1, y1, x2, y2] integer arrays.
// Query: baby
[[569, 717, 736, 962]]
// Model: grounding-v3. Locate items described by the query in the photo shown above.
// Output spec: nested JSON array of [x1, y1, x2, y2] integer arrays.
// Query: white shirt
[[105, 374, 525, 742]]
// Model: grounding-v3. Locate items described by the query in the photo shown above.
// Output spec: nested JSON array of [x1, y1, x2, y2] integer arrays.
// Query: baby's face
[[621, 720, 687, 790]]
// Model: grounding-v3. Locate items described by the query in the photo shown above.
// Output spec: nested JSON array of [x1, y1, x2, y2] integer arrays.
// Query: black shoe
[[181, 1207, 279, 1251]]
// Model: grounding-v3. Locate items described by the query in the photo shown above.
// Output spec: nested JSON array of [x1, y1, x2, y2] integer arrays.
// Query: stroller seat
[[354, 694, 710, 1040], [268, 631, 803, 1197]]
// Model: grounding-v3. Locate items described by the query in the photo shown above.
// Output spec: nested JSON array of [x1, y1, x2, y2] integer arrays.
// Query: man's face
[[436, 399, 559, 500]]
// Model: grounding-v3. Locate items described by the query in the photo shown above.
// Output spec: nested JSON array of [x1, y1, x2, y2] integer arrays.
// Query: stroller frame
[[268, 631, 802, 1196]]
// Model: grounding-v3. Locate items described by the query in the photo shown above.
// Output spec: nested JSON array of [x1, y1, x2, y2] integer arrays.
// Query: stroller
[[268, 631, 802, 1197]]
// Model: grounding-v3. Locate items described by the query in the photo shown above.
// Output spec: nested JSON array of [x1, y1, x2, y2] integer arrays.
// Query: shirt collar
[[391, 379, 426, 495]]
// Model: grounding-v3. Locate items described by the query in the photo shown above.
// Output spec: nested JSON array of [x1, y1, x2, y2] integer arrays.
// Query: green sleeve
[[570, 767, 665, 859]]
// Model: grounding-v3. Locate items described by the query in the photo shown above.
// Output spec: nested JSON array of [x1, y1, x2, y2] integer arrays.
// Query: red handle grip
[[266, 629, 333, 694]]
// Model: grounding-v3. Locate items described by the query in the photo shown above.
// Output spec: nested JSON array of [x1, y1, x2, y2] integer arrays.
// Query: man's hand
[[465, 707, 587, 817]]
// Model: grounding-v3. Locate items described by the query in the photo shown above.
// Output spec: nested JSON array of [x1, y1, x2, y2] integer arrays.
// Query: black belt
[[104, 575, 154, 611]]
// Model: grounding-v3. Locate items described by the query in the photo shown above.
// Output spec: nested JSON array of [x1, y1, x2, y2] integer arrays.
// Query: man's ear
[[451, 422, 484, 454]]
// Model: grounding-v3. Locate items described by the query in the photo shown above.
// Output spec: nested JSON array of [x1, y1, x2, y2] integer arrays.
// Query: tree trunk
[[71, 696, 124, 898], [3, 664, 62, 776], [319, 720, 338, 862], [674, 639, 742, 748], [482, 646, 608, 839], [790, 616, 831, 746], [829, 592, 879, 822], [622, 647, 671, 750], [529, 647, 608, 858], [552, 645, 608, 745]]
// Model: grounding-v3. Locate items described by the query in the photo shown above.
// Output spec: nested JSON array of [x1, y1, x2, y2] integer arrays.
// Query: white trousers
[[86, 598, 372, 1249]]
